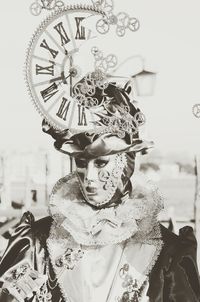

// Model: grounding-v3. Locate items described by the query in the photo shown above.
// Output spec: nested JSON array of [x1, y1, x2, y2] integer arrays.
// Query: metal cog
[[25, 5, 105, 131]]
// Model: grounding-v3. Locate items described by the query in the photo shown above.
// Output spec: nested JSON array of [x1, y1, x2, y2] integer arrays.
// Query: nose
[[85, 161, 98, 182]]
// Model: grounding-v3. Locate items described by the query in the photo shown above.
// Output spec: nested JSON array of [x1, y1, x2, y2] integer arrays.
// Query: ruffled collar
[[49, 172, 164, 246]]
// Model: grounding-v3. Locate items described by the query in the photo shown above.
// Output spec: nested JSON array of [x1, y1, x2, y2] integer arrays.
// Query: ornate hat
[[42, 77, 154, 158]]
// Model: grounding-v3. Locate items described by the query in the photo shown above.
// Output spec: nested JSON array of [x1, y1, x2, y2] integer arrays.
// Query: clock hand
[[69, 55, 73, 97], [49, 72, 63, 83], [49, 71, 69, 84], [49, 68, 78, 84], [63, 48, 79, 58], [55, 49, 78, 86]]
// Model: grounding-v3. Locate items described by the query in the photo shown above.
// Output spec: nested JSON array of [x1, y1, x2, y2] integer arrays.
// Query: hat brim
[[55, 133, 154, 158]]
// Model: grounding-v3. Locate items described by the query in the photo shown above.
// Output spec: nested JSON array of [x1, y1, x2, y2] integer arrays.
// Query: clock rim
[[25, 4, 104, 132]]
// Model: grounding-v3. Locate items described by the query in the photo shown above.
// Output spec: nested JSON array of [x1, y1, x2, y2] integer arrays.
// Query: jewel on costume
[[4, 262, 30, 283], [118, 263, 144, 302], [55, 248, 84, 270]]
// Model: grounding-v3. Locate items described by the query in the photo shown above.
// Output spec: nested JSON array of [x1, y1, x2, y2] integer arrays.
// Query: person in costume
[[0, 80, 199, 302]]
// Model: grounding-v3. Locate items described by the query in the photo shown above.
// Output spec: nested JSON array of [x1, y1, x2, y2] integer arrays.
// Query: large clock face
[[26, 5, 104, 132]]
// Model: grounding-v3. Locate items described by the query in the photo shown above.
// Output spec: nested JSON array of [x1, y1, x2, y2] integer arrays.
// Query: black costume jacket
[[0, 212, 199, 302]]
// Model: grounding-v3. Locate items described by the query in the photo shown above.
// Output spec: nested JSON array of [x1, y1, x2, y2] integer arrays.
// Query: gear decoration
[[73, 83, 146, 140], [92, 0, 140, 37], [30, 0, 65, 16], [73, 47, 118, 108], [192, 103, 200, 118], [73, 75, 99, 108], [92, 46, 118, 72], [91, 104, 146, 140]]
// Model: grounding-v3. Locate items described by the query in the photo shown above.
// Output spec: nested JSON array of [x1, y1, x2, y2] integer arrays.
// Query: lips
[[85, 186, 98, 195]]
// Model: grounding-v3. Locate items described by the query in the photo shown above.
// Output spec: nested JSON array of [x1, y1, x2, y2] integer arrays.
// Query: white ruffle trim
[[49, 172, 164, 246]]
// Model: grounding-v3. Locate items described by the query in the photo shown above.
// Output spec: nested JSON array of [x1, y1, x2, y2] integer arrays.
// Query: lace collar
[[49, 172, 164, 246]]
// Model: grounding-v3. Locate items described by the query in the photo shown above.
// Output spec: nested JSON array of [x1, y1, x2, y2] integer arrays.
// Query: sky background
[[0, 0, 200, 156]]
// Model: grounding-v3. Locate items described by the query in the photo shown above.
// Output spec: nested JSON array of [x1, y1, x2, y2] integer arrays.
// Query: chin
[[87, 197, 111, 209], [87, 196, 101, 206]]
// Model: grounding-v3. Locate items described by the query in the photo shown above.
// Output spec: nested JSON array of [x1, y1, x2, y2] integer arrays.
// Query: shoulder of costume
[[33, 214, 53, 235], [159, 223, 181, 248], [148, 224, 200, 300], [14, 211, 53, 237], [159, 224, 198, 258], [152, 224, 199, 278], [0, 211, 52, 279]]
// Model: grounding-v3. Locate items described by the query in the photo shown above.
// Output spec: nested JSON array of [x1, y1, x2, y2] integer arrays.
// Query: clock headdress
[[26, 2, 149, 158]]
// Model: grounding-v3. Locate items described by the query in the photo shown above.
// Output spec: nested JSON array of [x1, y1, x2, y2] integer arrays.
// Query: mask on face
[[75, 153, 127, 208]]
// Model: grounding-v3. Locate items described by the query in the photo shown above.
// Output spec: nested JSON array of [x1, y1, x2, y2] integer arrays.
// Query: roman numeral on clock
[[56, 97, 71, 121], [40, 83, 58, 102], [75, 17, 86, 40], [54, 22, 70, 46], [36, 63, 54, 75], [78, 105, 87, 126], [40, 39, 59, 59]]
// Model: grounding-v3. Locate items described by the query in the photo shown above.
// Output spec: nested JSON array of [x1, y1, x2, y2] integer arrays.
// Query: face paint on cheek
[[97, 154, 127, 206], [98, 170, 111, 190], [98, 171, 118, 194]]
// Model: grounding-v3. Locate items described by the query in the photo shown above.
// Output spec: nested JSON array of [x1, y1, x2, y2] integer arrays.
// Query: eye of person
[[94, 158, 109, 168], [75, 158, 87, 168]]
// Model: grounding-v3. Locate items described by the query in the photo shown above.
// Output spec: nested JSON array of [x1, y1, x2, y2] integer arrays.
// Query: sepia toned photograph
[[0, 0, 200, 301]]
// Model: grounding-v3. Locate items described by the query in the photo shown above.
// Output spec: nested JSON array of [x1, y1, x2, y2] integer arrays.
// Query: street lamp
[[134, 69, 157, 96]]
